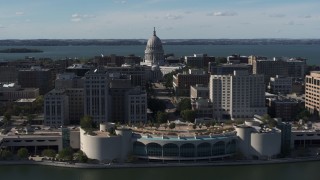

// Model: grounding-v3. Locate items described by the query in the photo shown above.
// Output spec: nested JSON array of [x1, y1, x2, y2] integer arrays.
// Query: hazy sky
[[0, 0, 319, 39]]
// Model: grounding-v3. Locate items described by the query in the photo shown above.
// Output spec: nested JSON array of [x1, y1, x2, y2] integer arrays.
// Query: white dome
[[144, 27, 165, 66]]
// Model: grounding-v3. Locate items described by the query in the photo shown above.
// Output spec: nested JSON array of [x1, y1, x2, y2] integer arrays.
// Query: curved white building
[[251, 131, 281, 159], [235, 125, 281, 159], [80, 128, 132, 162], [132, 133, 237, 161]]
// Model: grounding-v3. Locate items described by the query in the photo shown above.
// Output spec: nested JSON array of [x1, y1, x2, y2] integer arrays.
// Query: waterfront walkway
[[1, 156, 320, 169]]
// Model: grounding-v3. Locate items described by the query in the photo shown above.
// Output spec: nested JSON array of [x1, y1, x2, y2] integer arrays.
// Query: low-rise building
[[268, 75, 293, 95], [173, 69, 210, 96], [0, 83, 39, 103], [190, 84, 209, 99]]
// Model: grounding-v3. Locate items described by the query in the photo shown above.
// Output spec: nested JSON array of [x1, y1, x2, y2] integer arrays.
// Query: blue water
[[1, 161, 320, 180], [0, 45, 319, 65]]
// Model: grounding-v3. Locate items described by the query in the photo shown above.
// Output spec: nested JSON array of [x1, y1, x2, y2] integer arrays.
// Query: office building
[[44, 89, 69, 127], [173, 69, 210, 96], [84, 67, 109, 124], [305, 71, 320, 116], [18, 66, 55, 95], [209, 70, 266, 119], [268, 75, 293, 95]]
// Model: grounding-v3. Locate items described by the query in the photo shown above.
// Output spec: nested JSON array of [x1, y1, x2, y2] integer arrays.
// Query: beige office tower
[[305, 71, 320, 116], [210, 70, 267, 120]]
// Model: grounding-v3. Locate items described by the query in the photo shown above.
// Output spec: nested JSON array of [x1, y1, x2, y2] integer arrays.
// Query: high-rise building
[[44, 89, 69, 127], [84, 67, 109, 124], [18, 66, 55, 95], [209, 70, 266, 119], [305, 71, 320, 116], [252, 58, 288, 83], [144, 28, 164, 66], [55, 72, 84, 124], [127, 87, 147, 124], [108, 73, 147, 124]]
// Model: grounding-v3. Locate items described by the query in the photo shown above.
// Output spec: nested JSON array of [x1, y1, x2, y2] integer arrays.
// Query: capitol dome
[[144, 27, 165, 66]]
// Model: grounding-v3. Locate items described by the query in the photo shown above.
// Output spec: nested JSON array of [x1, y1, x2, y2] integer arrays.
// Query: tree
[[147, 98, 166, 114], [4, 111, 11, 123], [34, 95, 44, 113], [156, 111, 168, 123], [0, 149, 13, 160], [58, 147, 73, 161], [163, 72, 176, 88], [169, 123, 176, 129], [27, 114, 35, 125], [108, 127, 116, 136], [181, 109, 196, 122], [17, 148, 29, 159], [42, 149, 56, 158], [73, 150, 88, 163], [80, 115, 93, 131], [176, 98, 192, 112]]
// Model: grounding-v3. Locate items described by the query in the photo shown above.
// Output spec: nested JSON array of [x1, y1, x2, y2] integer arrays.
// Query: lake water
[[0, 45, 319, 65], [1, 161, 320, 180]]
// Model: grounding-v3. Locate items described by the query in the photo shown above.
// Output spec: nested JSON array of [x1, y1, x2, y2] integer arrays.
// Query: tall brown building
[[305, 71, 320, 116], [18, 66, 55, 95], [173, 69, 210, 96]]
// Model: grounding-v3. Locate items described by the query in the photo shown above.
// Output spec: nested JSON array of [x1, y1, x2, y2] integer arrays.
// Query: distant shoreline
[[1, 157, 320, 169], [0, 48, 43, 53], [1, 39, 320, 46]]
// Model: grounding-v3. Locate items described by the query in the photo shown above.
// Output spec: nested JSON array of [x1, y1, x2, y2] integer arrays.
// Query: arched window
[[197, 142, 211, 157], [163, 143, 179, 157], [212, 141, 225, 156], [180, 143, 195, 157], [133, 141, 146, 156], [146, 143, 162, 157]]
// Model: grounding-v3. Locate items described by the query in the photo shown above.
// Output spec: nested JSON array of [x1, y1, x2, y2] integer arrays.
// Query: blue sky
[[0, 0, 319, 39]]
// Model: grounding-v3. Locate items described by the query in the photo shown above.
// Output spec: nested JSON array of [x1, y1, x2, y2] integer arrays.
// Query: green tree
[[17, 148, 29, 159], [42, 149, 56, 158], [27, 114, 35, 125], [163, 72, 176, 88], [192, 124, 197, 129], [3, 111, 11, 125], [80, 116, 93, 131], [34, 95, 44, 113], [147, 98, 166, 114], [73, 150, 88, 163], [58, 147, 73, 161], [169, 123, 176, 129], [176, 98, 192, 112], [181, 109, 196, 122], [0, 149, 13, 160], [156, 111, 168, 123], [108, 127, 116, 136]]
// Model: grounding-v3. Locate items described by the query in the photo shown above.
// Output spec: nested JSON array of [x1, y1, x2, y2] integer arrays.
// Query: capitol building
[[141, 28, 184, 81], [143, 28, 165, 66]]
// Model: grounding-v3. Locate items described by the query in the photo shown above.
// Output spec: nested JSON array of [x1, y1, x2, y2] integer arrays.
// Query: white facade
[[44, 89, 69, 127], [235, 125, 281, 159], [84, 67, 109, 124], [80, 128, 132, 162], [210, 70, 266, 119], [144, 28, 164, 66]]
